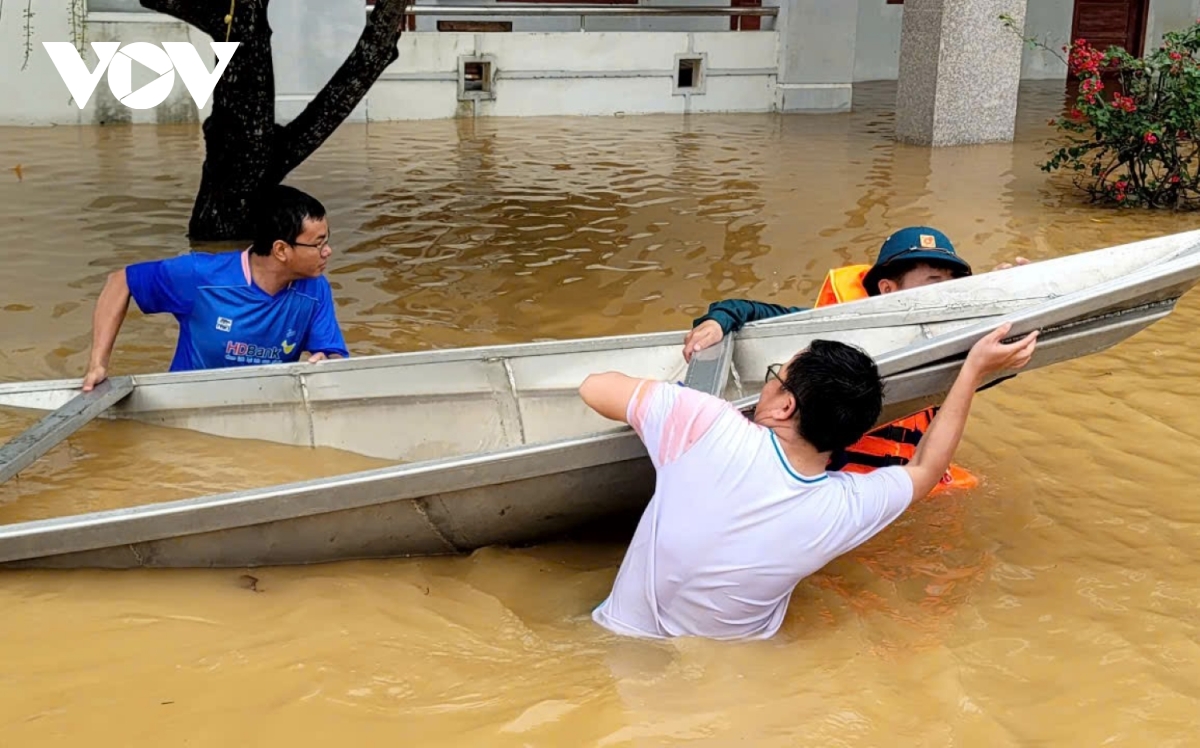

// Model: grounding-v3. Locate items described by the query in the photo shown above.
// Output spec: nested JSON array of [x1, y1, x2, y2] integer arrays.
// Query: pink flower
[[1112, 93, 1137, 113], [1069, 38, 1107, 76], [1145, 132, 1159, 145]]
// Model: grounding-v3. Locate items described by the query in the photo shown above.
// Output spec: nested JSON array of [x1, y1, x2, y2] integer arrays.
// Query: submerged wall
[[370, 31, 778, 120], [855, 0, 1200, 83], [10, 0, 1200, 126], [0, 3, 779, 126]]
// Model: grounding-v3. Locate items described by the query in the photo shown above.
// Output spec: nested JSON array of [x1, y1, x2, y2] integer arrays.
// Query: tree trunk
[[141, 0, 410, 241]]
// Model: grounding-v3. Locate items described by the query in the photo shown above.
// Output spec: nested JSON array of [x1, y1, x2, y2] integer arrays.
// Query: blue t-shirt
[[125, 249, 349, 372]]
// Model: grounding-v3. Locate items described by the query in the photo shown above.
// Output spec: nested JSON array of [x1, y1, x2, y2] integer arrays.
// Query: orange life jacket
[[814, 264, 872, 306], [813, 266, 978, 493]]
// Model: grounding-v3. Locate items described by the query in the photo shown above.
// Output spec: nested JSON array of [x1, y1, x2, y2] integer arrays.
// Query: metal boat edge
[[0, 270, 1192, 568], [3, 228, 1199, 409]]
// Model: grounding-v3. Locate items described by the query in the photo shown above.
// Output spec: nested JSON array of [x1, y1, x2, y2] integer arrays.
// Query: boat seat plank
[[0, 376, 134, 484]]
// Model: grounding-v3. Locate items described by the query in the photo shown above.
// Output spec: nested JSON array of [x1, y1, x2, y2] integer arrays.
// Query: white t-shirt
[[592, 380, 916, 641]]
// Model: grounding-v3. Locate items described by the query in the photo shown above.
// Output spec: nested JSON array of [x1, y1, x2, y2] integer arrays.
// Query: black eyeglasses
[[765, 363, 792, 391], [765, 363, 797, 401], [291, 233, 331, 251]]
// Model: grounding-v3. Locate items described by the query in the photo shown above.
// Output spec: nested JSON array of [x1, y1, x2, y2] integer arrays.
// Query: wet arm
[[693, 299, 807, 335], [579, 372, 646, 424], [87, 269, 132, 373], [903, 363, 984, 500], [304, 280, 350, 360]]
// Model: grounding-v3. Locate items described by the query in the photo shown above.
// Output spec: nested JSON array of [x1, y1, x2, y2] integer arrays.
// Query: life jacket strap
[[865, 424, 924, 447], [832, 450, 911, 469]]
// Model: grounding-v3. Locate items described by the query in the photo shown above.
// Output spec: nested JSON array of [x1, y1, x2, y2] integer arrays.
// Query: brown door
[[730, 0, 762, 31], [1070, 0, 1149, 59]]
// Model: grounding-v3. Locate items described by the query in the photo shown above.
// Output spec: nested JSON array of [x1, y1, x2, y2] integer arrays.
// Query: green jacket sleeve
[[693, 299, 808, 335]]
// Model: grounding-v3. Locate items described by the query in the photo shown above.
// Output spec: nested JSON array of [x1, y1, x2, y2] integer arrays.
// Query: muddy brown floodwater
[[2, 81, 1200, 746]]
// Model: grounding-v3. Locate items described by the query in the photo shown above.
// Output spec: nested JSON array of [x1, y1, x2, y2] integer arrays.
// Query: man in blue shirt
[[81, 184, 349, 391]]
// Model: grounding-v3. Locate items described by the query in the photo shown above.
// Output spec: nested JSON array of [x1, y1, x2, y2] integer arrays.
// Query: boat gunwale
[[846, 253, 1200, 375], [0, 289, 1190, 564], [2, 234, 1200, 565], [738, 235, 1200, 341], [3, 229, 1200, 399]]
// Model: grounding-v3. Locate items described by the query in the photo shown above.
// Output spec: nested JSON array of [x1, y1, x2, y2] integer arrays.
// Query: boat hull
[[0, 288, 1187, 569], [2, 230, 1200, 567], [3, 228, 1200, 462]]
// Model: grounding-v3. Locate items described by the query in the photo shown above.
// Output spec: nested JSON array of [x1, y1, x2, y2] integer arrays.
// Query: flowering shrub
[[1006, 16, 1200, 209]]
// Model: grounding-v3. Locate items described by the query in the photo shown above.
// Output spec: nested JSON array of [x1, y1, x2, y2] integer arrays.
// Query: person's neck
[[248, 253, 293, 296], [770, 426, 831, 477]]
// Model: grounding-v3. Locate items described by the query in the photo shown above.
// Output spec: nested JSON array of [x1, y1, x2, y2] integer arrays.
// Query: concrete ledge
[[378, 67, 778, 82], [775, 83, 852, 113], [86, 11, 178, 24]]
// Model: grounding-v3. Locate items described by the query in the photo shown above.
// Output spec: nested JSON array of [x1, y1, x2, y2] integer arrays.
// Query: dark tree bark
[[140, 0, 410, 241]]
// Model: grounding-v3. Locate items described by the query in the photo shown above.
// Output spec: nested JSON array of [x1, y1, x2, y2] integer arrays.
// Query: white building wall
[[370, 31, 778, 121], [775, 0, 858, 112], [0, 7, 213, 126], [9, 0, 1200, 126], [854, 0, 1200, 82], [1147, 0, 1200, 49], [854, 0, 904, 82], [3, 3, 777, 126], [1020, 0, 1073, 80]]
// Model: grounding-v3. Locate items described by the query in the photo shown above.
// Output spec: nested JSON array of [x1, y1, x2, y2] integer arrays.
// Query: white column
[[773, 0, 859, 112], [894, 0, 1028, 146]]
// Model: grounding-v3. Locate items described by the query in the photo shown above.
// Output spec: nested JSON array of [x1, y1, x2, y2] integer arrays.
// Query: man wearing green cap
[[680, 226, 1028, 493]]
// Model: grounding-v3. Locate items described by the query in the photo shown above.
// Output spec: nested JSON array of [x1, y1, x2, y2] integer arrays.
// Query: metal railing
[[366, 4, 778, 31]]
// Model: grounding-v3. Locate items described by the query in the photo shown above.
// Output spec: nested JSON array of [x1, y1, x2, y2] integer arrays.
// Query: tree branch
[[139, 0, 228, 40], [270, 0, 409, 182]]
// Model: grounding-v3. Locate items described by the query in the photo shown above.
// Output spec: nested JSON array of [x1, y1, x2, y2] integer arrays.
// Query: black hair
[[783, 339, 884, 453], [249, 184, 327, 256], [865, 259, 965, 296]]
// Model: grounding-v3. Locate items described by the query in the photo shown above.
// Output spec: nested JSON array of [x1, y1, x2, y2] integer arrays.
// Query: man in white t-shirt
[[578, 323, 1038, 641]]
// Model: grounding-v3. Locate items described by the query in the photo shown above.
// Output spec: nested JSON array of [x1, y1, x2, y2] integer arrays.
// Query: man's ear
[[271, 239, 290, 261], [788, 392, 801, 419], [773, 390, 798, 422]]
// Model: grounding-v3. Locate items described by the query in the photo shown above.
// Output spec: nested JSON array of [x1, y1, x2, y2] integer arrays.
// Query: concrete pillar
[[269, 0, 366, 123], [894, 0, 1028, 146], [772, 0, 859, 112]]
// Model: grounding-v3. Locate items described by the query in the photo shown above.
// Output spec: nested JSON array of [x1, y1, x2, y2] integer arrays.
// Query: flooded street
[[3, 80, 1200, 745]]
